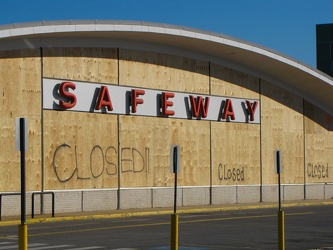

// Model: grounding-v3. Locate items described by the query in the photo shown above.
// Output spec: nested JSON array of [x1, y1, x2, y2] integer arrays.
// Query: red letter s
[[59, 82, 77, 109]]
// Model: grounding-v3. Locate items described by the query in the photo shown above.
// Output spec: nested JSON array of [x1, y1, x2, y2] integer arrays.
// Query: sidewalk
[[1, 199, 333, 226]]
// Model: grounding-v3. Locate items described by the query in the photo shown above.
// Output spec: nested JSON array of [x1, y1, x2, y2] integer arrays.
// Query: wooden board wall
[[0, 50, 42, 192], [43, 48, 118, 84], [211, 122, 260, 185], [261, 80, 304, 184], [119, 49, 210, 93], [3, 46, 333, 193], [210, 64, 261, 185], [210, 64, 260, 99], [119, 116, 211, 187], [43, 111, 118, 190], [118, 50, 211, 187], [43, 48, 119, 190], [304, 101, 333, 183]]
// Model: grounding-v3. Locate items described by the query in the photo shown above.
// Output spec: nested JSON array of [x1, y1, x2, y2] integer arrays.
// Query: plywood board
[[304, 101, 333, 183], [260, 80, 304, 184], [119, 49, 210, 93], [119, 116, 211, 188], [42, 47, 119, 190], [0, 50, 41, 192], [43, 111, 118, 190], [4, 46, 333, 196], [210, 64, 260, 186], [210, 64, 260, 99], [43, 48, 118, 84], [211, 122, 260, 185]]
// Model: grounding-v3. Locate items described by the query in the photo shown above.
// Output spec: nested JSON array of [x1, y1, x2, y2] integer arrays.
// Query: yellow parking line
[[178, 212, 313, 224], [23, 211, 313, 238]]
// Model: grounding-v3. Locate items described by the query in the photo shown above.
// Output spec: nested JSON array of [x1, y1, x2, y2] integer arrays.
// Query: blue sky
[[0, 0, 332, 68]]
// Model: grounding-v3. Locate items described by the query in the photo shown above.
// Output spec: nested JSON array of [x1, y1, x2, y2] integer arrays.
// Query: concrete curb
[[1, 200, 333, 227]]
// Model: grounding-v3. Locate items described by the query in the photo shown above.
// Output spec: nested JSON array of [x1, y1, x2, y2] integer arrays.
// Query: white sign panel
[[43, 78, 260, 124]]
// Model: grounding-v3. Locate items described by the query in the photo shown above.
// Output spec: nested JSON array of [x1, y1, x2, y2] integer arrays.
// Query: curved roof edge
[[1, 20, 333, 116]]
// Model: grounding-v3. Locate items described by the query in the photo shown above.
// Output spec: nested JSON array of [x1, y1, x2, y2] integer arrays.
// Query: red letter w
[[189, 95, 210, 118]]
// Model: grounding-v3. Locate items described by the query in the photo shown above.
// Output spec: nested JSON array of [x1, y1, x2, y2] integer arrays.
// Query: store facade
[[0, 21, 333, 216]]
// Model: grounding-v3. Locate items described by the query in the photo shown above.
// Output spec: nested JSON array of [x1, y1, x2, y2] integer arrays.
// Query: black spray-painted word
[[120, 147, 150, 173], [52, 144, 149, 183], [307, 163, 329, 179], [218, 164, 245, 181]]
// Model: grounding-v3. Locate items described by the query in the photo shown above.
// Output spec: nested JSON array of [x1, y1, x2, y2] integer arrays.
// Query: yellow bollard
[[278, 210, 285, 250], [170, 213, 179, 250], [18, 223, 28, 250]]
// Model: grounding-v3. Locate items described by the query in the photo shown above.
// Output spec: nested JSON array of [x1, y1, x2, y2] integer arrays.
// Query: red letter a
[[222, 99, 235, 120], [95, 86, 113, 111]]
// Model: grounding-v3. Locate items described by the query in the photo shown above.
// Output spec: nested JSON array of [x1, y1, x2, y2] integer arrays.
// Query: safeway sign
[[43, 78, 260, 124]]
